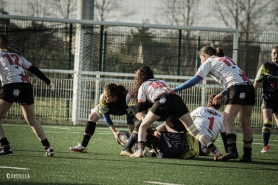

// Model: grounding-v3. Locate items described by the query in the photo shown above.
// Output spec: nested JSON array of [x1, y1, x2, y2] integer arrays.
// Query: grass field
[[0, 123, 277, 185]]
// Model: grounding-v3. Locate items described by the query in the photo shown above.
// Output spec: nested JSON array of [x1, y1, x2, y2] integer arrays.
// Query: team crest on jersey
[[159, 97, 166, 104], [239, 92, 245, 99], [13, 89, 20, 97]]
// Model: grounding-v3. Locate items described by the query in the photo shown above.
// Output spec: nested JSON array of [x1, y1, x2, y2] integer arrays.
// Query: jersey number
[[208, 117, 214, 130], [219, 57, 236, 66], [219, 57, 250, 82], [3, 53, 21, 67]]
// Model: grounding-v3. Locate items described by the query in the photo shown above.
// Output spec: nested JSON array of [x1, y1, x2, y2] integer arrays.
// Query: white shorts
[[91, 105, 103, 119]]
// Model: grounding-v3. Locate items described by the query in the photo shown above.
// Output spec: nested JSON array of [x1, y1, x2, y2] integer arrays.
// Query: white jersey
[[137, 79, 172, 103], [190, 106, 225, 142], [0, 50, 32, 86], [196, 56, 250, 89]]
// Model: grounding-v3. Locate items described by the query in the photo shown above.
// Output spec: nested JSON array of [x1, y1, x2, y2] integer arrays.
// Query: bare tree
[[94, 0, 134, 21], [215, 0, 270, 34], [272, 0, 278, 31], [27, 0, 51, 17], [158, 0, 200, 26], [52, 0, 77, 19], [0, 0, 7, 13]]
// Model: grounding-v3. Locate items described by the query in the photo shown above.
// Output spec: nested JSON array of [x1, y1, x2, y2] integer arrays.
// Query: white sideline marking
[[145, 181, 183, 185], [0, 166, 29, 170]]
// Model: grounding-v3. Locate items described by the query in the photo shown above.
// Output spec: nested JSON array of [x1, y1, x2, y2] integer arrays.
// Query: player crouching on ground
[[70, 83, 135, 153]]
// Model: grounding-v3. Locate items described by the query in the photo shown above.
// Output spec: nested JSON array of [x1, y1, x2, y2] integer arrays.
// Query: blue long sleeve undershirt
[[103, 113, 113, 127], [173, 76, 203, 92]]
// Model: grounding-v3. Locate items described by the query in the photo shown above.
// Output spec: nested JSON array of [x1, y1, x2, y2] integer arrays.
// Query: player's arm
[[27, 65, 54, 91], [173, 75, 202, 92], [253, 65, 264, 91], [102, 113, 120, 144]]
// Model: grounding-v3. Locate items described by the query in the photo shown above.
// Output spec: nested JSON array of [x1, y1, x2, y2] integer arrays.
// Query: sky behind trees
[[0, 0, 277, 33]]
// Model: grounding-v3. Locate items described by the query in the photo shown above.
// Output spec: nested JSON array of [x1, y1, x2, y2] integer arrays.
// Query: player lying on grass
[[70, 83, 135, 153]]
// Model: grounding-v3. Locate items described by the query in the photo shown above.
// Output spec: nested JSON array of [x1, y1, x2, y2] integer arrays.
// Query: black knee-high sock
[[262, 129, 271, 146], [243, 147, 252, 157], [0, 137, 10, 149], [123, 133, 137, 151], [41, 138, 50, 150], [81, 121, 96, 147], [226, 134, 237, 149]]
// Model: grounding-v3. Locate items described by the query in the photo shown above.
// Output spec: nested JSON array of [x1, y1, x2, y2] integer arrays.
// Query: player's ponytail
[[215, 47, 224, 57]]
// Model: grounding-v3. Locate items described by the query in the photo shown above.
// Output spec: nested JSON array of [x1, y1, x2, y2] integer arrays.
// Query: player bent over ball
[[70, 83, 135, 153]]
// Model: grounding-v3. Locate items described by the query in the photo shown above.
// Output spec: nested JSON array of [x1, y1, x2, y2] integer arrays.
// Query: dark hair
[[104, 83, 128, 97], [0, 34, 22, 56], [131, 65, 154, 99], [198, 46, 216, 56], [146, 133, 160, 149], [215, 47, 224, 57], [207, 94, 220, 110]]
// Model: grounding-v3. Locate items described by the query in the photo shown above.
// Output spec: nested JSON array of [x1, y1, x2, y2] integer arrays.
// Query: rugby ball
[[118, 130, 131, 147]]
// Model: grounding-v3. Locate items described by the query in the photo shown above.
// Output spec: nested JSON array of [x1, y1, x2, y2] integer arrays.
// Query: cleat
[[45, 146, 54, 157], [70, 143, 87, 153], [218, 147, 238, 162], [120, 149, 133, 156], [130, 148, 144, 158], [239, 155, 252, 162], [261, 145, 269, 153], [0, 147, 13, 156]]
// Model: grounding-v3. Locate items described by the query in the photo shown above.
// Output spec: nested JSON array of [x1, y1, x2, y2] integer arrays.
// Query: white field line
[[0, 166, 29, 170], [145, 181, 183, 185]]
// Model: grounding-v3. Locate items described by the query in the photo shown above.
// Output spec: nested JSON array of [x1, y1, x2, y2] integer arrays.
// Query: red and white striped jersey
[[137, 79, 172, 103], [196, 56, 250, 89], [0, 50, 31, 86], [190, 106, 225, 142]]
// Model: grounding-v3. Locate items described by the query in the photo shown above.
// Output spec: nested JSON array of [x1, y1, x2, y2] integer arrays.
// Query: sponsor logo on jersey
[[239, 92, 245, 99], [206, 109, 220, 116], [13, 89, 20, 97], [159, 97, 166, 104]]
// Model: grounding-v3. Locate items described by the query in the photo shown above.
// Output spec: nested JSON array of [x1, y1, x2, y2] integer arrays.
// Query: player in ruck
[[129, 65, 222, 159], [0, 34, 54, 156], [173, 46, 255, 162], [143, 94, 227, 159]]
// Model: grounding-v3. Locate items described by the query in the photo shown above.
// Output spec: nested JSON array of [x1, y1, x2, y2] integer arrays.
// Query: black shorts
[[225, 84, 255, 105], [262, 98, 278, 113], [151, 93, 189, 120], [0, 83, 34, 105]]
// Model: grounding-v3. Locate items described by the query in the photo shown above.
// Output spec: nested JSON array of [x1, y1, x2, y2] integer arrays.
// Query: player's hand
[[113, 131, 121, 144], [153, 131, 161, 138], [212, 148, 222, 161], [213, 94, 223, 104], [46, 82, 55, 92]]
